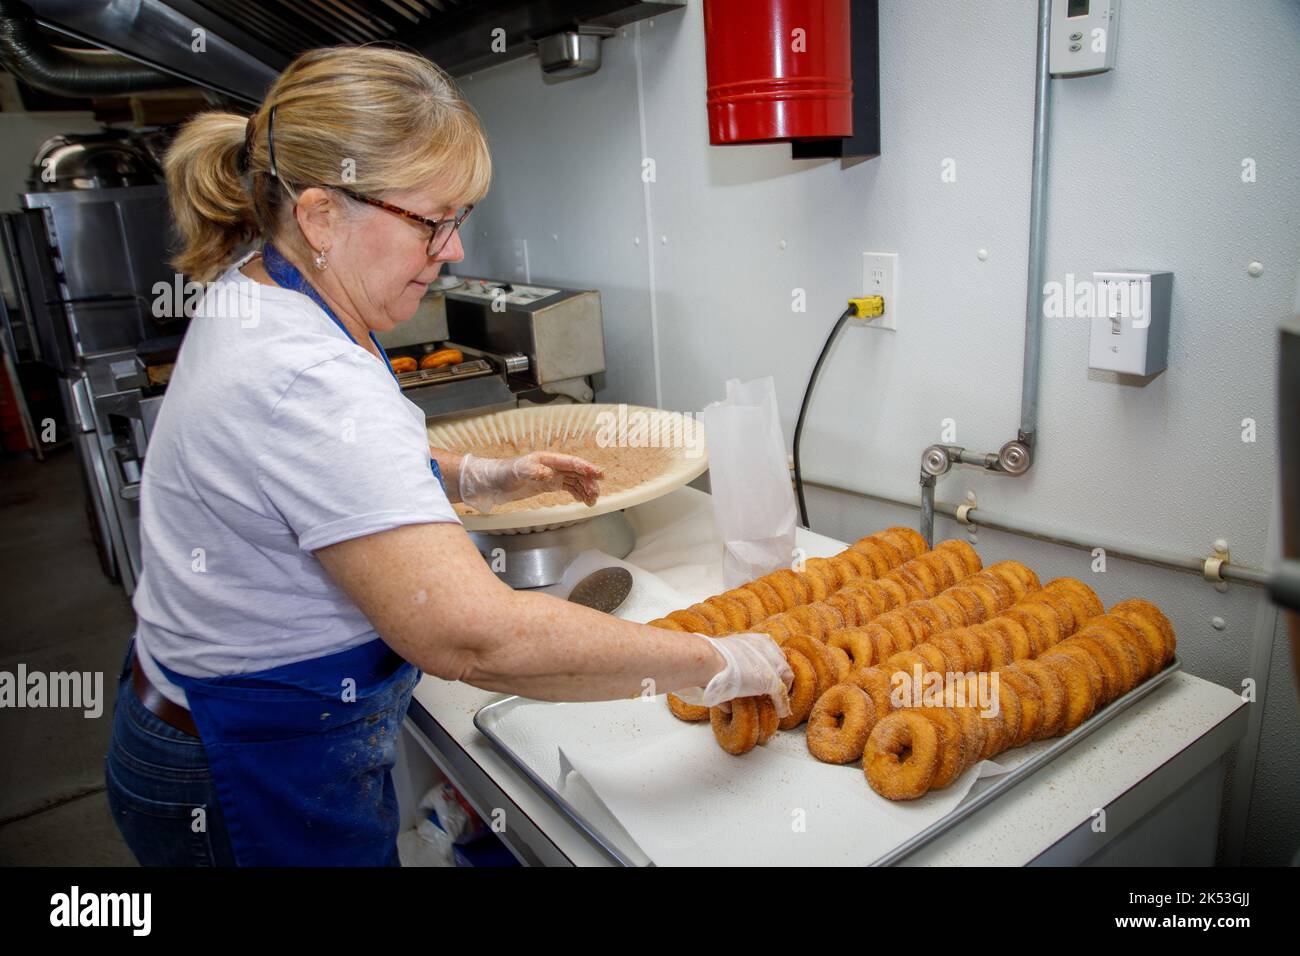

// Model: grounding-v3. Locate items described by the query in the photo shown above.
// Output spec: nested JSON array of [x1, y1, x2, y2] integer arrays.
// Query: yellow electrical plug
[[848, 295, 885, 319]]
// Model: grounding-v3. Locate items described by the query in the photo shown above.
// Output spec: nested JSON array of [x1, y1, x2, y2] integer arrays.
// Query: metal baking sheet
[[473, 656, 1183, 867]]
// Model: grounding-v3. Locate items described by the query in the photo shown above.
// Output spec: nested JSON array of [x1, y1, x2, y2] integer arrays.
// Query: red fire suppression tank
[[703, 0, 853, 145]]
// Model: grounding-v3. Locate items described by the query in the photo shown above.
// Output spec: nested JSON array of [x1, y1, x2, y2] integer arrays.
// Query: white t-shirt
[[132, 254, 461, 706]]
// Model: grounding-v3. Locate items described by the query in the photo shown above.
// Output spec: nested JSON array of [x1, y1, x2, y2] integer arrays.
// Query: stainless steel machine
[[1, 132, 182, 593], [378, 276, 605, 423]]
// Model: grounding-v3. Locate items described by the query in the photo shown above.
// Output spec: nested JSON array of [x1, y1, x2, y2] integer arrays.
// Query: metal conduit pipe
[[915, 0, 1052, 546], [804, 475, 1270, 588]]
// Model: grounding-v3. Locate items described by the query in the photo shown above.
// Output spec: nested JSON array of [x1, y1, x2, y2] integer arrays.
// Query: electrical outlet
[[861, 252, 898, 330]]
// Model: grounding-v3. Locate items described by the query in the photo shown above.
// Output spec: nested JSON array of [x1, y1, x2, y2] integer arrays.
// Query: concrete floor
[[0, 446, 138, 865]]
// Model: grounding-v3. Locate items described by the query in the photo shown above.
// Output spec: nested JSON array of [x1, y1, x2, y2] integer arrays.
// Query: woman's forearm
[[429, 445, 464, 502], [447, 590, 724, 702]]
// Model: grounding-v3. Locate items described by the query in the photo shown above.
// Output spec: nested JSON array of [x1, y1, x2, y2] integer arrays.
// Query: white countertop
[[408, 485, 1249, 866]]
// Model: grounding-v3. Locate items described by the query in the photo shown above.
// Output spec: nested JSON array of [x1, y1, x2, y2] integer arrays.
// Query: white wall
[[454, 0, 1300, 864]]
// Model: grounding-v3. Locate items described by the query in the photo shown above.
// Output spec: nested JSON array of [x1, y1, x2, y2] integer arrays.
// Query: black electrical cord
[[793, 305, 854, 530]]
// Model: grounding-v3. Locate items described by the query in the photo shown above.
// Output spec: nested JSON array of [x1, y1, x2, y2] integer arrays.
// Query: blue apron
[[155, 641, 419, 866], [152, 244, 444, 865]]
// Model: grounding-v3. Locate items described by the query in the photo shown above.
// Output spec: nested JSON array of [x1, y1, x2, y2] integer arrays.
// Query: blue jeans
[[104, 643, 237, 866]]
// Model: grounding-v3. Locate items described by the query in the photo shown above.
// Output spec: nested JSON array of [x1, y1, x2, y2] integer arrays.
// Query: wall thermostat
[[1088, 271, 1172, 376], [1050, 0, 1119, 77]]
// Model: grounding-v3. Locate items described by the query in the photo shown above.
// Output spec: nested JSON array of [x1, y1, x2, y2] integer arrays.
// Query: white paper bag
[[700, 376, 798, 588]]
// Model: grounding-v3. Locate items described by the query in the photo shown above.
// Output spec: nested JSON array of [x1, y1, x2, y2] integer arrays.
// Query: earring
[[313, 248, 328, 271]]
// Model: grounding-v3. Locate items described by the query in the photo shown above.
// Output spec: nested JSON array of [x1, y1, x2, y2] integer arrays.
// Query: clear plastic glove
[[673, 633, 793, 718], [458, 451, 603, 513]]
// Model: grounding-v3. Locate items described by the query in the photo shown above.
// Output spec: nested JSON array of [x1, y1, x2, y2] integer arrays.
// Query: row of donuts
[[794, 577, 1103, 762], [689, 542, 1011, 735], [863, 600, 1177, 799], [653, 527, 927, 723], [747, 538, 987, 648], [706, 558, 1050, 751], [647, 526, 927, 638]]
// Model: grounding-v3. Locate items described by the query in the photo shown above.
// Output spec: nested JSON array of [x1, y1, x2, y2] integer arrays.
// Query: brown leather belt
[[131, 648, 200, 737]]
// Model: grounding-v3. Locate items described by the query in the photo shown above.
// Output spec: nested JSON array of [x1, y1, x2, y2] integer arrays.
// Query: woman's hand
[[458, 451, 603, 512], [672, 633, 793, 717]]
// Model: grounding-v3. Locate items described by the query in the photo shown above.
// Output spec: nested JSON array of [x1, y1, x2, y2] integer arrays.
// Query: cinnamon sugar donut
[[796, 568, 830, 603], [836, 549, 875, 581], [988, 613, 1036, 661], [951, 627, 989, 672], [1046, 577, 1104, 622], [866, 577, 909, 611], [787, 604, 828, 639], [813, 603, 846, 635], [951, 705, 988, 765], [883, 527, 927, 561], [754, 618, 796, 646], [987, 674, 1022, 757], [755, 695, 779, 744], [763, 569, 802, 610], [937, 538, 982, 575], [1109, 599, 1175, 670], [722, 588, 767, 628], [666, 609, 712, 634], [848, 666, 895, 720], [931, 634, 970, 673], [884, 608, 927, 649], [920, 550, 958, 589], [971, 622, 1015, 670], [914, 643, 949, 678], [1013, 660, 1066, 739], [1062, 635, 1123, 705], [931, 591, 975, 627], [1028, 589, 1077, 643], [825, 644, 852, 683], [826, 593, 864, 628], [806, 683, 877, 764], [780, 649, 820, 730], [1085, 625, 1143, 695], [782, 633, 837, 699], [667, 692, 709, 721], [871, 533, 911, 569], [864, 711, 941, 800], [816, 556, 849, 590], [989, 560, 1040, 598], [1045, 643, 1105, 707], [906, 600, 952, 639], [1037, 653, 1096, 733], [710, 698, 760, 755], [850, 538, 892, 577], [706, 595, 750, 633], [922, 707, 968, 788], [1110, 598, 1176, 663], [884, 570, 926, 603], [1099, 616, 1155, 680], [829, 627, 876, 670], [688, 602, 729, 635], [648, 617, 685, 631], [869, 623, 898, 663], [997, 667, 1043, 746], [743, 580, 785, 617]]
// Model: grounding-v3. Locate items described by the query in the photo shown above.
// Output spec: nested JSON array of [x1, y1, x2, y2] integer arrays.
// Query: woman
[[105, 46, 790, 867]]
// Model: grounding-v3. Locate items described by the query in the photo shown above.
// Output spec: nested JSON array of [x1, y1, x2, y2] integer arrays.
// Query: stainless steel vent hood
[[21, 0, 685, 104]]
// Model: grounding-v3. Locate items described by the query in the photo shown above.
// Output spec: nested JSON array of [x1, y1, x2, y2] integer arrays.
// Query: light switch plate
[[1088, 270, 1172, 375]]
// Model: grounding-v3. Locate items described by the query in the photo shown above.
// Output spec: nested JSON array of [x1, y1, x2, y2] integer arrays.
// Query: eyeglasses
[[336, 188, 473, 258], [266, 103, 473, 258]]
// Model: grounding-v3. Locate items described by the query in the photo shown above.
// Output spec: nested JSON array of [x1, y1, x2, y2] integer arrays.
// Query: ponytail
[[163, 112, 256, 281]]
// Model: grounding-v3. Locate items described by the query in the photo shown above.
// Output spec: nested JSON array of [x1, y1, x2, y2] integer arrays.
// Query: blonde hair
[[165, 46, 492, 281]]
